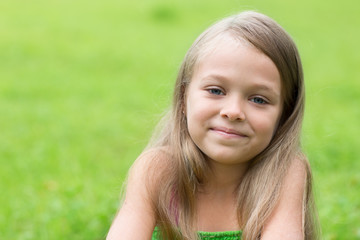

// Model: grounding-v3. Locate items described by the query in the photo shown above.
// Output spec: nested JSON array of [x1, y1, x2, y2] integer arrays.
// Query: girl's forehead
[[198, 33, 247, 59], [193, 33, 265, 74]]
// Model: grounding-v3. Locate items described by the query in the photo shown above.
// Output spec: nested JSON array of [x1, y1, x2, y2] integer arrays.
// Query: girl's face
[[185, 36, 283, 166]]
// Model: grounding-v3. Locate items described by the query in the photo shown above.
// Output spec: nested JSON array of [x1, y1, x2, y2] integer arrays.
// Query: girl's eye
[[251, 97, 267, 104], [208, 88, 224, 95]]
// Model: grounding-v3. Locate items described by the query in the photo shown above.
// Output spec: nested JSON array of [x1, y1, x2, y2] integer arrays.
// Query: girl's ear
[[181, 84, 187, 115], [181, 99, 187, 118]]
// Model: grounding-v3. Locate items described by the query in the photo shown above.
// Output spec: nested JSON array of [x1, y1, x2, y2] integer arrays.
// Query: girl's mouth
[[210, 127, 248, 138]]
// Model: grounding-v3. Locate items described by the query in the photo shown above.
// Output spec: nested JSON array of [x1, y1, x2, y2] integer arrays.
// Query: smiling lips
[[210, 127, 248, 138]]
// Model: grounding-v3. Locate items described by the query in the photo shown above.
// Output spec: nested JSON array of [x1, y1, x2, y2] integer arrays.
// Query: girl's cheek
[[252, 116, 278, 134]]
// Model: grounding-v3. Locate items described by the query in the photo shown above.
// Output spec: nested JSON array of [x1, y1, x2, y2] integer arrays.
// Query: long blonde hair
[[146, 11, 318, 239]]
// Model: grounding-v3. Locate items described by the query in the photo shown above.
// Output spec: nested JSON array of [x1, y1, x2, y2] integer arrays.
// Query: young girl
[[107, 11, 318, 240]]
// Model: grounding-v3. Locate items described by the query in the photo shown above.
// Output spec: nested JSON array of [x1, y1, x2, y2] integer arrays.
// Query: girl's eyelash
[[250, 96, 268, 104], [206, 88, 268, 104], [207, 88, 225, 95]]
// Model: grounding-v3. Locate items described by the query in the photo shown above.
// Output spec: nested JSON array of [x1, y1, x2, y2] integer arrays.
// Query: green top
[[152, 227, 242, 240]]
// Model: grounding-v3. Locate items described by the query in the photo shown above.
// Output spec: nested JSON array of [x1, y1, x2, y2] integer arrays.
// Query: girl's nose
[[220, 99, 246, 121]]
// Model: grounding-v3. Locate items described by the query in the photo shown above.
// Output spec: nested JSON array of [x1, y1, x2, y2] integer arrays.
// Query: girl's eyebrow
[[250, 84, 280, 97], [201, 74, 228, 82]]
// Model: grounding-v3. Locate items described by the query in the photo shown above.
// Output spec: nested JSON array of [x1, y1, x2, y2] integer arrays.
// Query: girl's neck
[[196, 160, 247, 232], [201, 160, 249, 195]]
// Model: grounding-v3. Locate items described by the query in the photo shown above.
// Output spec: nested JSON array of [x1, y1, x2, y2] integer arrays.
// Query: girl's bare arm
[[106, 153, 158, 239], [261, 159, 307, 240]]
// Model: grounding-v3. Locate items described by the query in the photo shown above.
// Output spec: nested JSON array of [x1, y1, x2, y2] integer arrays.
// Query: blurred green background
[[1, 0, 359, 239]]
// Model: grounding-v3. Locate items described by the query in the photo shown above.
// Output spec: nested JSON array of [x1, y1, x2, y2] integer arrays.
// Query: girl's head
[[152, 11, 317, 240], [172, 11, 304, 163]]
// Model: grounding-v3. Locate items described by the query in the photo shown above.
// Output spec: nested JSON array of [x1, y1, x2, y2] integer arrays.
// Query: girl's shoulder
[[293, 151, 312, 178], [129, 146, 174, 193], [132, 146, 173, 175]]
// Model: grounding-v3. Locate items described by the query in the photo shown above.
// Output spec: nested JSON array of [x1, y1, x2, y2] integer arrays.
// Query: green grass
[[1, 0, 359, 239]]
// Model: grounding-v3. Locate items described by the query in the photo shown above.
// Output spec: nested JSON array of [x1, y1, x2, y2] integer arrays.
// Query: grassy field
[[1, 0, 359, 239]]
